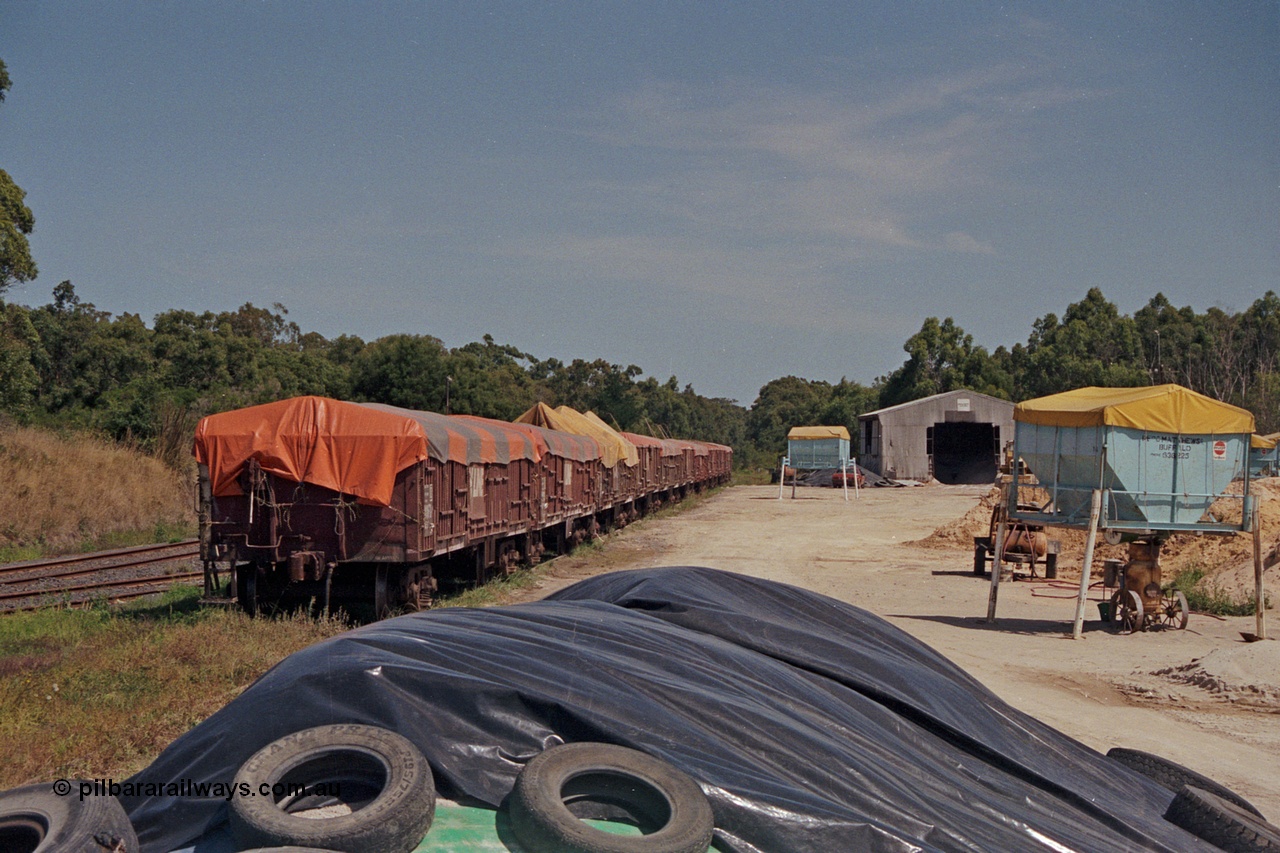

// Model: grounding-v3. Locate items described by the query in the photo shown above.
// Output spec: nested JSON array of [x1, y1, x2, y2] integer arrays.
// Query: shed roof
[[1013, 384, 1255, 434], [787, 426, 851, 441], [858, 389, 1012, 421]]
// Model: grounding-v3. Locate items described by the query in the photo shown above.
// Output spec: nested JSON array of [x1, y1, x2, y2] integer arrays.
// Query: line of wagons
[[194, 396, 732, 616]]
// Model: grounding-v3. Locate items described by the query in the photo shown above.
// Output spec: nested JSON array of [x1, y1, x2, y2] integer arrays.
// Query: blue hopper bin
[[1009, 385, 1257, 535]]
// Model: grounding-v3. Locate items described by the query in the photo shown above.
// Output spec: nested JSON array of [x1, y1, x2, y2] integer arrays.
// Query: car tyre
[[509, 742, 714, 853], [1108, 747, 1263, 817], [229, 724, 435, 853], [0, 782, 138, 852], [1164, 785, 1280, 852]]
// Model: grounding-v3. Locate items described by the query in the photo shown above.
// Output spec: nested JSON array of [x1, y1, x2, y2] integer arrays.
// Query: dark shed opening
[[930, 422, 998, 484]]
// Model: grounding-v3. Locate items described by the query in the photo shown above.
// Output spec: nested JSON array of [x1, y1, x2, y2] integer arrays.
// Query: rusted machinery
[[973, 501, 1059, 579], [1100, 541, 1189, 634]]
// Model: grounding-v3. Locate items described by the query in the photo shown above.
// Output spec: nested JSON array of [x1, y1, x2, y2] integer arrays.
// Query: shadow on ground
[[890, 612, 1118, 638]]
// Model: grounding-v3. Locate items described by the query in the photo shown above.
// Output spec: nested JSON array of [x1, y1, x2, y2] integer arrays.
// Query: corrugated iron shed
[[858, 390, 1014, 484]]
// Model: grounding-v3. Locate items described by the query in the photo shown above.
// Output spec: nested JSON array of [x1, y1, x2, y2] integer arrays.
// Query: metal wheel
[[373, 565, 391, 620], [1117, 588, 1144, 634], [237, 564, 259, 617], [1153, 589, 1189, 630]]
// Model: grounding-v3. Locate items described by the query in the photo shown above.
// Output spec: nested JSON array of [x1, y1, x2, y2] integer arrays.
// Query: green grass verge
[[0, 586, 348, 790], [0, 521, 197, 565], [1168, 566, 1269, 617]]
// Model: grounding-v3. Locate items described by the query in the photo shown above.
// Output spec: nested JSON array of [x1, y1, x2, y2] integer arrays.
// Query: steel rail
[[0, 570, 205, 607], [0, 547, 201, 584], [0, 539, 201, 578]]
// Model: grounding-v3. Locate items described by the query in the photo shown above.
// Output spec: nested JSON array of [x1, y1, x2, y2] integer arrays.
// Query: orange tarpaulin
[[194, 397, 605, 507], [194, 397, 429, 507]]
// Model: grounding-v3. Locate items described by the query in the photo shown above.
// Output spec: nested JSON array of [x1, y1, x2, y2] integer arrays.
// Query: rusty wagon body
[[194, 396, 731, 616]]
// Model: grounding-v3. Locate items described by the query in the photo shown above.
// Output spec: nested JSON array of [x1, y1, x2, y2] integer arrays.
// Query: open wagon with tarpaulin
[[194, 396, 604, 616], [985, 384, 1269, 640]]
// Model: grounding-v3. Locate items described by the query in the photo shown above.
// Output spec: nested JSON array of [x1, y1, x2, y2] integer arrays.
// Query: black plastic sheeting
[[123, 567, 1217, 852]]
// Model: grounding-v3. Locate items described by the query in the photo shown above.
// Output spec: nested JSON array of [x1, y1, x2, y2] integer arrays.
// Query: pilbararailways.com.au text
[[53, 778, 340, 802]]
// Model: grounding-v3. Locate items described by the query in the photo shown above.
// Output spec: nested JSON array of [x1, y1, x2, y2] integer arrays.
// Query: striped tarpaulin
[[362, 404, 543, 466], [668, 438, 711, 457], [621, 432, 684, 458], [471, 417, 603, 463]]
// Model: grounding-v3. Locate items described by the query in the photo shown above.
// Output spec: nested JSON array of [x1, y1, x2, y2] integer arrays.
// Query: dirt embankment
[[916, 478, 1280, 602]]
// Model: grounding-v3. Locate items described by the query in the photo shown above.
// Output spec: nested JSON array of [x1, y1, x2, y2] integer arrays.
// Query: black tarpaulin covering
[[124, 567, 1214, 852]]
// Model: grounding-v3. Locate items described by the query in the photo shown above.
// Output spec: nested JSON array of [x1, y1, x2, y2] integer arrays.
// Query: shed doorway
[[930, 422, 998, 484]]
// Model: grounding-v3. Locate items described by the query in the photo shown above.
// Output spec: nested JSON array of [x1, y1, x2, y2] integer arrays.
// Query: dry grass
[[0, 587, 349, 789], [0, 425, 194, 557]]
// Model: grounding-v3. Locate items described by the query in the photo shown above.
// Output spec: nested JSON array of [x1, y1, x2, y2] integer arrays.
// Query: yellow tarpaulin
[[787, 426, 851, 441], [1014, 384, 1255, 434], [515, 403, 639, 467], [1253, 434, 1278, 450]]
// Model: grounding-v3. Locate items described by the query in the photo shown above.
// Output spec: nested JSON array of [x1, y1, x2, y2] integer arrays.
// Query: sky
[[1, 2, 1277, 406]]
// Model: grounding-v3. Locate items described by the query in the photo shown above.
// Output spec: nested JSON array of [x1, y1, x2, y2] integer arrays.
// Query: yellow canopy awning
[[1014, 385, 1255, 434], [787, 425, 851, 441], [1253, 434, 1278, 450], [515, 403, 639, 467]]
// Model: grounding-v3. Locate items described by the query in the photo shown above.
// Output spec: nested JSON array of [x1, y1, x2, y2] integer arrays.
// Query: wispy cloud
[[487, 59, 1108, 354], [562, 68, 1102, 257]]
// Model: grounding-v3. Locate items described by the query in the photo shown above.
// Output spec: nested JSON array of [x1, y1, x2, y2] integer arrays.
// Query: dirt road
[[513, 484, 1280, 819]]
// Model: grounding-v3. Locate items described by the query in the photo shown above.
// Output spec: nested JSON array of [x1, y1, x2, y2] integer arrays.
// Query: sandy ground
[[510, 484, 1280, 820]]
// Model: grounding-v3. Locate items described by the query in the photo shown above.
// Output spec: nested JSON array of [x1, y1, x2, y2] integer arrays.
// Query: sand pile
[[914, 487, 999, 550], [1153, 641, 1280, 709], [918, 478, 1280, 597]]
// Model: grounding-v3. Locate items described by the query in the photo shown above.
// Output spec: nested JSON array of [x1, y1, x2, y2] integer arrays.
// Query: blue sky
[[1, 2, 1276, 405]]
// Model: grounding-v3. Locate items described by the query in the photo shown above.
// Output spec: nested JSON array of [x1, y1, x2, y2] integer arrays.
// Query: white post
[[841, 460, 849, 502], [778, 457, 787, 500], [1255, 504, 1267, 640], [1072, 489, 1104, 640]]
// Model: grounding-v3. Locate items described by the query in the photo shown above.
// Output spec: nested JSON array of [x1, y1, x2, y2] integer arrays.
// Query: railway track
[[0, 540, 203, 613]]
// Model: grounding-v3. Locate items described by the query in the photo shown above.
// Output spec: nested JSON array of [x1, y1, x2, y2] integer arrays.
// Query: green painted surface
[[413, 801, 645, 852]]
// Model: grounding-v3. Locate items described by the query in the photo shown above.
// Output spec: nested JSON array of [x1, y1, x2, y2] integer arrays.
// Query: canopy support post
[[1255, 504, 1267, 640], [985, 516, 1008, 622], [1072, 489, 1104, 640]]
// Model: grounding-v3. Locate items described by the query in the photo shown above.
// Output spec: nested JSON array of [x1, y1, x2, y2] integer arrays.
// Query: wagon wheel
[[1152, 590, 1189, 630], [1115, 589, 1145, 634], [373, 565, 391, 620], [236, 565, 259, 617]]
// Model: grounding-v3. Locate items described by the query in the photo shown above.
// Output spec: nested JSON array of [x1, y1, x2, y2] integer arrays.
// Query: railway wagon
[[194, 396, 730, 616], [620, 431, 732, 511]]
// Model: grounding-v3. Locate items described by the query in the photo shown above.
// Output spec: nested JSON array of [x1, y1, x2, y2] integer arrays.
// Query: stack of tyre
[[0, 725, 717, 853], [4, 729, 1280, 851]]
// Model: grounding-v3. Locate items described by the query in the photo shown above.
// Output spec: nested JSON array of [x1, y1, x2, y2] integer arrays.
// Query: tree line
[[3, 281, 1280, 471], [5, 62, 1279, 470]]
